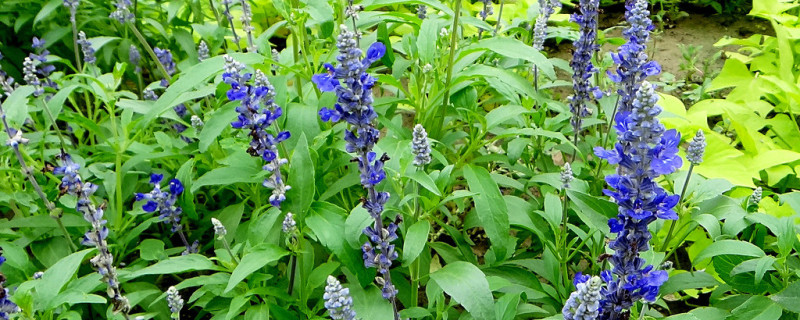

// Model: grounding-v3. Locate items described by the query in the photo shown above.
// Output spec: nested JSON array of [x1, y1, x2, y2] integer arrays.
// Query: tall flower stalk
[[239, 0, 257, 52], [608, 0, 661, 116], [593, 81, 682, 319], [54, 153, 131, 317], [568, 0, 600, 151], [223, 56, 291, 207], [531, 0, 561, 91], [660, 129, 705, 252], [312, 25, 400, 319], [221, 0, 243, 51], [63, 0, 82, 72]]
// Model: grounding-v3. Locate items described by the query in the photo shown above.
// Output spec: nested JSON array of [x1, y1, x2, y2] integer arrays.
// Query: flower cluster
[[561, 162, 574, 189], [211, 218, 227, 240], [686, 129, 705, 166], [198, 40, 210, 61], [568, 0, 600, 137], [154, 47, 177, 78], [751, 187, 762, 205], [312, 26, 400, 309], [110, 0, 135, 23], [54, 153, 131, 314], [77, 31, 96, 65], [563, 274, 603, 320], [411, 124, 431, 167], [223, 55, 291, 207], [25, 37, 58, 97], [0, 255, 20, 320], [533, 0, 561, 51], [239, 0, 256, 52], [362, 216, 402, 299], [129, 45, 141, 73], [417, 5, 427, 19], [608, 0, 661, 115], [166, 286, 184, 319], [136, 174, 185, 232], [324, 276, 357, 320], [593, 81, 681, 318], [479, 0, 494, 20]]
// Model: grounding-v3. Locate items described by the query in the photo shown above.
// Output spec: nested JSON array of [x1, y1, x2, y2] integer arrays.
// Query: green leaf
[[402, 220, 431, 266], [137, 239, 166, 261], [4, 85, 34, 127], [770, 280, 800, 313], [127, 254, 217, 279], [429, 261, 496, 320], [728, 295, 782, 320], [470, 37, 554, 79], [198, 101, 237, 152], [417, 18, 437, 64], [463, 165, 511, 261], [542, 192, 562, 232], [138, 53, 263, 131], [408, 170, 441, 196], [660, 271, 720, 295], [693, 240, 765, 263], [709, 59, 752, 91], [566, 189, 615, 233], [192, 165, 263, 192], [288, 133, 315, 215], [36, 249, 94, 309], [225, 244, 288, 293], [486, 104, 529, 130]]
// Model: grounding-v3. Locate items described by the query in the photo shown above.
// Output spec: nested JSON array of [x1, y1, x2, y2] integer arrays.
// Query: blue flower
[[77, 31, 96, 65], [593, 81, 679, 319], [314, 25, 400, 306], [608, 0, 660, 115], [568, 0, 600, 137], [135, 175, 185, 233], [54, 152, 131, 314], [223, 56, 291, 207]]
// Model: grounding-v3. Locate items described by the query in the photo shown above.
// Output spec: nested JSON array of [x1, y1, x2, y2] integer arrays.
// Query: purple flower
[[154, 47, 176, 76], [568, 0, 600, 137], [608, 0, 660, 115], [53, 152, 131, 314], [135, 174, 186, 233], [223, 56, 291, 207], [313, 25, 400, 307], [77, 31, 96, 64], [593, 81, 680, 319]]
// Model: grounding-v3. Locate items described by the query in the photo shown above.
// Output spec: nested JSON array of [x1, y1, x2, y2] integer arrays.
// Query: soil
[[549, 9, 772, 95]]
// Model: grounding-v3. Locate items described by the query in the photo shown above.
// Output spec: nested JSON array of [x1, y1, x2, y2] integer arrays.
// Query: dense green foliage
[[0, 0, 798, 319]]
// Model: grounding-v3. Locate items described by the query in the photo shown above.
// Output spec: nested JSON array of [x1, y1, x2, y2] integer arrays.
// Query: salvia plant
[[0, 0, 797, 319]]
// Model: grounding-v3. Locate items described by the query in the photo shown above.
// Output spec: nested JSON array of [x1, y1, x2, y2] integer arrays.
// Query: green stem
[[70, 12, 83, 72], [434, 0, 461, 139], [659, 164, 694, 252], [128, 23, 171, 81], [494, 0, 505, 35], [0, 102, 76, 252], [560, 186, 570, 291]]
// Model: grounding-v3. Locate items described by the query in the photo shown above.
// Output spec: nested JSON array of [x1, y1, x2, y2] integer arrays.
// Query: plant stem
[[0, 102, 76, 252], [287, 254, 297, 295], [560, 186, 570, 292], [659, 164, 694, 252], [494, 0, 504, 35], [128, 23, 171, 81], [222, 0, 242, 51], [434, 0, 461, 139], [70, 11, 83, 73], [222, 238, 239, 263]]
